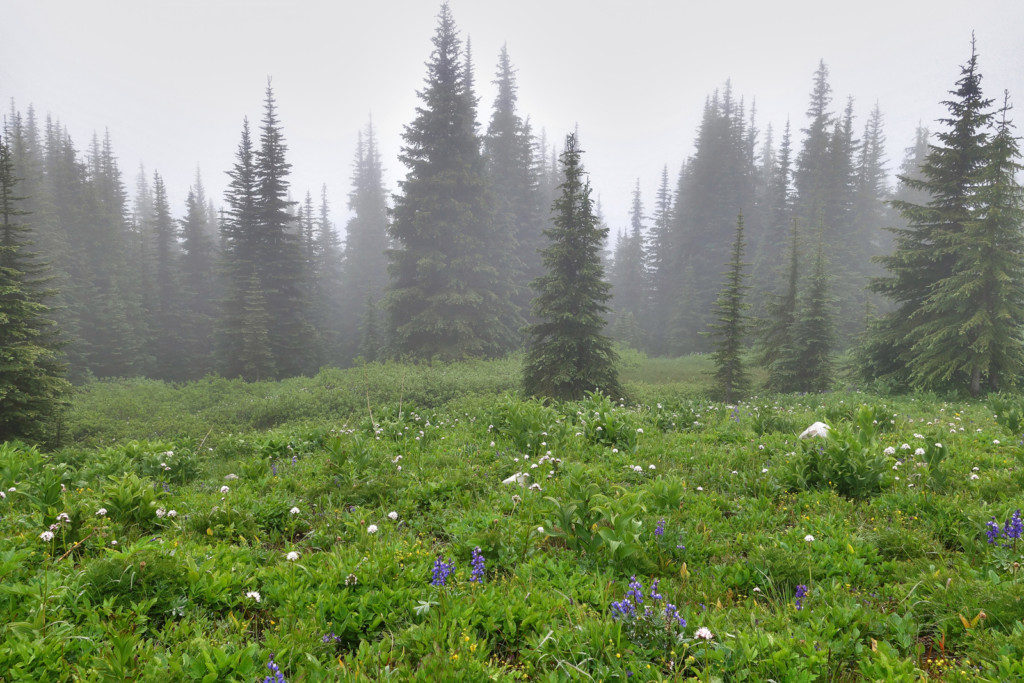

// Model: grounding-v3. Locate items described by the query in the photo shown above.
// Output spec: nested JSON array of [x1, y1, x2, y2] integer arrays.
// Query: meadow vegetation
[[2, 355, 1024, 680]]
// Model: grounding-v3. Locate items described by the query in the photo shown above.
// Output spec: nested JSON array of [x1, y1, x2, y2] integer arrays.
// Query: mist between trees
[[2, 4, 1021, 443]]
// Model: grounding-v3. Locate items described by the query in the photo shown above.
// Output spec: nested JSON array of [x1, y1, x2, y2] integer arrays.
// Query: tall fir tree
[[670, 82, 757, 352], [609, 179, 648, 347], [385, 3, 505, 360], [865, 39, 1007, 393], [254, 83, 314, 377], [178, 186, 216, 377], [708, 214, 750, 402], [314, 185, 346, 362], [791, 228, 836, 392], [219, 117, 273, 380], [910, 92, 1024, 394], [149, 172, 184, 380], [0, 131, 68, 442], [523, 133, 620, 400], [340, 121, 389, 361], [484, 45, 545, 338], [645, 164, 676, 354], [760, 220, 801, 393]]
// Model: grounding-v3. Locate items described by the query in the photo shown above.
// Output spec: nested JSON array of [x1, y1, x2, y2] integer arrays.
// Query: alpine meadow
[[4, 1, 1024, 680]]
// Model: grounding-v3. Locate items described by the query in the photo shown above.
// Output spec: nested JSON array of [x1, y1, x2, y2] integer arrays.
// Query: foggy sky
[[2, 0, 1022, 235]]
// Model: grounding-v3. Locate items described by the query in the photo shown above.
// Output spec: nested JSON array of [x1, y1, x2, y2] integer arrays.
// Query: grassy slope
[[1, 357, 1023, 680]]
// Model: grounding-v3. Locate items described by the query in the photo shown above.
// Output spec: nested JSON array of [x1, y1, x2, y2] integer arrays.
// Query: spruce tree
[[254, 83, 314, 377], [0, 132, 68, 442], [150, 172, 184, 380], [760, 219, 800, 392], [646, 165, 675, 354], [911, 92, 1024, 394], [314, 185, 346, 363], [708, 214, 750, 402], [866, 40, 1001, 392], [179, 186, 216, 377], [340, 122, 389, 361], [219, 118, 273, 380], [792, 229, 835, 392], [524, 133, 620, 400], [386, 3, 504, 360], [484, 45, 545, 337]]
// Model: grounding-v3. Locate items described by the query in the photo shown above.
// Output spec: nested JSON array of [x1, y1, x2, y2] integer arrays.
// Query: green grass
[[2, 357, 1024, 680]]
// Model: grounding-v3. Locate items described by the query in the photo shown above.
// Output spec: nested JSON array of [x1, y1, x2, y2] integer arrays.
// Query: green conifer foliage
[[385, 4, 504, 361], [709, 214, 750, 402], [866, 40, 1015, 394], [760, 220, 800, 392], [524, 133, 620, 400], [792, 229, 835, 392], [0, 132, 68, 442]]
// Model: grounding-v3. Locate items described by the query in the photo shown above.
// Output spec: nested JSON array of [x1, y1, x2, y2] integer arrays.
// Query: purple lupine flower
[[625, 576, 644, 604], [649, 579, 663, 601], [664, 602, 686, 627], [470, 547, 485, 583], [263, 653, 286, 683], [795, 584, 809, 610], [655, 519, 665, 537], [1006, 510, 1023, 540], [610, 598, 636, 619], [987, 518, 1002, 544], [431, 555, 455, 587]]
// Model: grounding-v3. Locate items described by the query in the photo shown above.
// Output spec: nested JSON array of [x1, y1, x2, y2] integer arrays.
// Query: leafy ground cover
[[2, 357, 1024, 680]]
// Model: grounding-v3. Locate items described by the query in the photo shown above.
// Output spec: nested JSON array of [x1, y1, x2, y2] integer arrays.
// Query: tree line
[[1, 5, 1022, 442]]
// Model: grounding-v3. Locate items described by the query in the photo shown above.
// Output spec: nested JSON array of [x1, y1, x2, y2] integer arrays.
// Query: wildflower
[[367, 524, 378, 534], [1005, 510, 1023, 541], [761, 468, 769, 474], [289, 507, 300, 515], [345, 573, 358, 586], [96, 507, 107, 516], [537, 526, 545, 534], [246, 590, 261, 603], [883, 446, 896, 456], [388, 511, 399, 521], [804, 534, 815, 542], [994, 439, 1001, 445], [900, 443, 911, 450], [663, 602, 686, 627], [655, 519, 665, 537], [431, 556, 455, 587], [626, 576, 644, 604], [914, 448, 925, 456], [286, 551, 299, 562], [648, 464, 656, 470], [156, 508, 166, 518], [168, 509, 177, 518], [795, 584, 809, 610], [263, 653, 285, 683], [470, 547, 485, 583], [529, 483, 542, 491], [986, 518, 1001, 544], [970, 473, 980, 480], [224, 473, 238, 480], [650, 579, 663, 601], [694, 627, 714, 640], [40, 531, 54, 542], [220, 485, 230, 494]]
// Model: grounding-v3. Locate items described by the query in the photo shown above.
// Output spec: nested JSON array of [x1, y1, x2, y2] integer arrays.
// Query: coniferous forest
[[2, 4, 1023, 443]]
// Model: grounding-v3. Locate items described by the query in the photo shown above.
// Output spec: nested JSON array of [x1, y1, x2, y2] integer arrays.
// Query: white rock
[[798, 422, 830, 439], [502, 472, 529, 485]]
